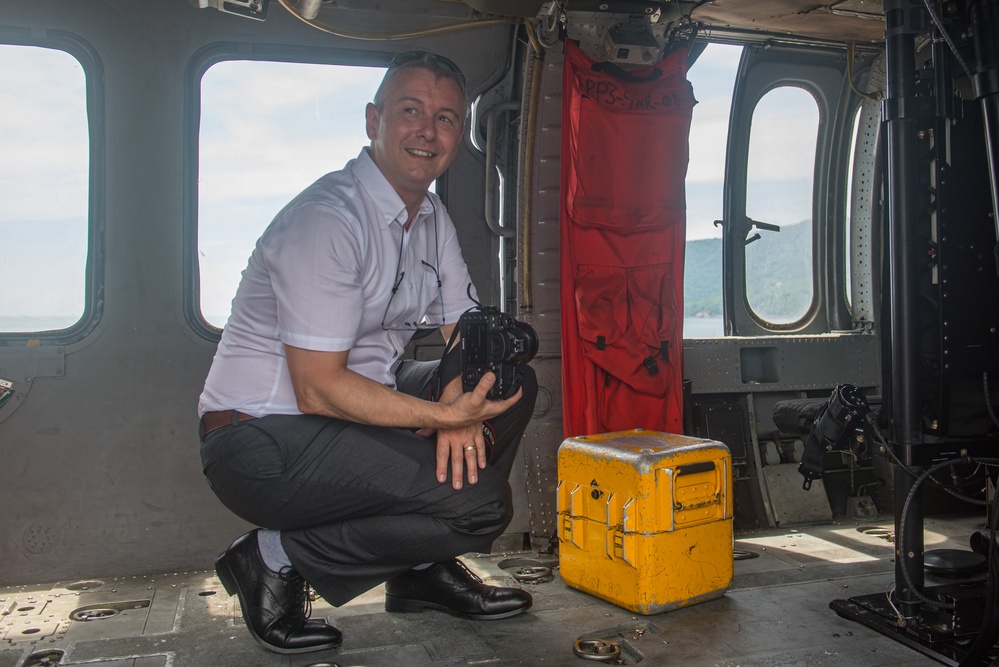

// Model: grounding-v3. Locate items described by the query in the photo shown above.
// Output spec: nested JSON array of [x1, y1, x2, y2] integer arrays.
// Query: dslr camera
[[459, 306, 539, 399]]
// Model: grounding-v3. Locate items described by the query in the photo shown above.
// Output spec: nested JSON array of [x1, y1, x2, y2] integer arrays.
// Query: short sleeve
[[262, 201, 364, 352]]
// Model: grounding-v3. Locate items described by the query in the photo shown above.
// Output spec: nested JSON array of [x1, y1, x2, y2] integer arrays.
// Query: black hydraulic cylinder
[[882, 0, 929, 619]]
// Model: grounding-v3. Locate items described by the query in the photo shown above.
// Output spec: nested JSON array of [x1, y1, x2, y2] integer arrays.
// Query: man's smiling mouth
[[406, 148, 436, 158]]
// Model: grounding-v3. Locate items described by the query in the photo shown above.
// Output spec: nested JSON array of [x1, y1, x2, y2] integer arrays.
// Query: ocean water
[[0, 316, 80, 333]]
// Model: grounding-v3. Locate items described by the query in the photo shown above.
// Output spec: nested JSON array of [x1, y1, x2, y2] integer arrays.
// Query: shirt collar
[[353, 148, 435, 228]]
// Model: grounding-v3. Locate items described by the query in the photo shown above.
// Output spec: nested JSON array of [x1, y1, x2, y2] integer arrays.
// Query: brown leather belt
[[199, 410, 257, 439]]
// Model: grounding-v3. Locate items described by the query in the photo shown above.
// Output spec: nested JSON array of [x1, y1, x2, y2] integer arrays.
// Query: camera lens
[[513, 322, 539, 363], [488, 323, 539, 364]]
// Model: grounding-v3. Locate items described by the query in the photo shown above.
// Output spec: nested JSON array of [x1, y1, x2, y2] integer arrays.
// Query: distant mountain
[[684, 237, 723, 316], [683, 221, 812, 319], [743, 220, 813, 321]]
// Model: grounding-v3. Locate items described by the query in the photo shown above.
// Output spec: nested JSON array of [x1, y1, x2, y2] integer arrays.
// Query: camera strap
[[426, 326, 463, 400]]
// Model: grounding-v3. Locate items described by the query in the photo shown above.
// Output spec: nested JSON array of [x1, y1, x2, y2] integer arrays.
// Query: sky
[[0, 44, 89, 329], [198, 60, 387, 325], [0, 40, 818, 331], [686, 43, 741, 240]]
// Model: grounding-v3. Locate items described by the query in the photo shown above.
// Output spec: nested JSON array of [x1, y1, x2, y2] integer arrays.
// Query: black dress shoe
[[215, 530, 342, 654], [384, 559, 533, 620]]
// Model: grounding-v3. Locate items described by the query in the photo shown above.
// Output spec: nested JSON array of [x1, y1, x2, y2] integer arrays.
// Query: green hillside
[[683, 221, 811, 318], [684, 237, 723, 316]]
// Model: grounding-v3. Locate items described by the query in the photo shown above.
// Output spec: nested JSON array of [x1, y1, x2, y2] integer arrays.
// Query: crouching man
[[197, 51, 537, 654]]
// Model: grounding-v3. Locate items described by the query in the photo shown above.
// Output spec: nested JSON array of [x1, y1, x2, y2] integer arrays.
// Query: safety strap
[[797, 418, 827, 491]]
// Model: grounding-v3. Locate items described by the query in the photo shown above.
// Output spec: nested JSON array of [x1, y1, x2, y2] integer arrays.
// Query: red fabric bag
[[560, 40, 695, 437]]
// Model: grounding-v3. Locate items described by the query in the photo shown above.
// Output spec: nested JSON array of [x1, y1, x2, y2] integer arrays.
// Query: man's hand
[[284, 345, 519, 490], [432, 372, 520, 490], [435, 422, 485, 489]]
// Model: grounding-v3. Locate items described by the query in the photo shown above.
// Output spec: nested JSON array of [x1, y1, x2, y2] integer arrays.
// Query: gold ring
[[464, 445, 476, 452]]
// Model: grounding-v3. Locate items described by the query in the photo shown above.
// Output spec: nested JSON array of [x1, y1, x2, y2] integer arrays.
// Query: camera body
[[459, 306, 538, 399]]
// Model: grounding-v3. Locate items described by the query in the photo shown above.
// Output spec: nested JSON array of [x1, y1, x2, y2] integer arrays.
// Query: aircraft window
[[197, 59, 386, 329], [0, 44, 89, 333], [744, 85, 819, 325], [684, 43, 742, 338]]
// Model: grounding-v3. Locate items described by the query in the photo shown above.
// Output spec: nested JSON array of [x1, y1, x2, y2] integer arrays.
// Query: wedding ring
[[464, 445, 476, 452]]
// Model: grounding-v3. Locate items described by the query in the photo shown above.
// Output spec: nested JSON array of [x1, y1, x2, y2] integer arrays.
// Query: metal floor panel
[[0, 515, 985, 666]]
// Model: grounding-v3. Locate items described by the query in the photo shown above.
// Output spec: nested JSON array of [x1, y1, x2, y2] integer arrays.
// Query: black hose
[[958, 471, 999, 666], [898, 456, 999, 610]]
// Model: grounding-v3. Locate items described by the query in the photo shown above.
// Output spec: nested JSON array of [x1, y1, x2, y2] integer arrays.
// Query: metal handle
[[484, 101, 520, 239]]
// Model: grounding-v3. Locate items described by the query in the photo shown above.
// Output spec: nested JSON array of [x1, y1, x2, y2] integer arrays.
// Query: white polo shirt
[[198, 148, 477, 417]]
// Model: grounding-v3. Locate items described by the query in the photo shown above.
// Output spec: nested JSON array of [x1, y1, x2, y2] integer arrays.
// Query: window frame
[[721, 43, 862, 337], [742, 82, 821, 327], [182, 43, 395, 341], [0, 29, 105, 345], [845, 69, 883, 330]]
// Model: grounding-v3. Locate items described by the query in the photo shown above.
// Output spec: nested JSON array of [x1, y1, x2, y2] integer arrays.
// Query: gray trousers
[[200, 360, 537, 606]]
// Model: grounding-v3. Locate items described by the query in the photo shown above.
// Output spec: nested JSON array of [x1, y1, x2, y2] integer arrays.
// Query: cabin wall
[[0, 0, 515, 585], [0, 0, 898, 587]]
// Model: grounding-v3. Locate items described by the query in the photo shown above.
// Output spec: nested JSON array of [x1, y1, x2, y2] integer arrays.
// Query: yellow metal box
[[557, 429, 733, 614]]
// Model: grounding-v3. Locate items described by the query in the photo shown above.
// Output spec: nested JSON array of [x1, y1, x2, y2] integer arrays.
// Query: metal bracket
[[0, 345, 66, 425]]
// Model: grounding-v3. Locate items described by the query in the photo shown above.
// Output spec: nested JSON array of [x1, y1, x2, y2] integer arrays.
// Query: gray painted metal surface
[[763, 463, 835, 525], [683, 333, 881, 394], [517, 44, 567, 549]]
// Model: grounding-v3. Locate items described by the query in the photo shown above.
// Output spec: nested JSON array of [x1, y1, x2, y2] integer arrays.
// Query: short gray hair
[[373, 51, 468, 117]]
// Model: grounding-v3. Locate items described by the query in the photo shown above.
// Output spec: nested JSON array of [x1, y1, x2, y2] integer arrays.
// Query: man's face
[[365, 67, 465, 205]]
